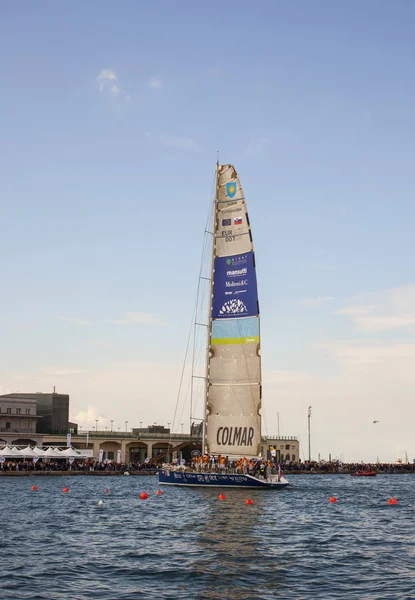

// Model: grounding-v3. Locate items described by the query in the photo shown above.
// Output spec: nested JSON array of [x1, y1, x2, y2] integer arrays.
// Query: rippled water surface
[[1, 474, 414, 599]]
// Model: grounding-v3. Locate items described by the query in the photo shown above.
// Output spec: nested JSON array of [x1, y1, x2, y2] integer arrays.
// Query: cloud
[[298, 296, 335, 308], [148, 76, 162, 89], [39, 367, 85, 377], [56, 316, 91, 326], [145, 132, 201, 152], [243, 137, 270, 160], [96, 68, 130, 100], [311, 263, 333, 271], [96, 68, 117, 92], [334, 285, 415, 332], [108, 312, 161, 325], [321, 341, 415, 370], [73, 405, 108, 429]]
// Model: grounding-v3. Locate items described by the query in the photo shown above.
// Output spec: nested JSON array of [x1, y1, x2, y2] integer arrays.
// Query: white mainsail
[[205, 164, 262, 456]]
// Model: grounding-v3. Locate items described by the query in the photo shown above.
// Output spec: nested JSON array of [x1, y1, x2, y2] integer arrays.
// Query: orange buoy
[[31, 485, 38, 491], [62, 487, 69, 493], [218, 493, 226, 500], [156, 490, 163, 495], [245, 498, 253, 505], [329, 496, 337, 503], [388, 498, 398, 505], [139, 492, 148, 500]]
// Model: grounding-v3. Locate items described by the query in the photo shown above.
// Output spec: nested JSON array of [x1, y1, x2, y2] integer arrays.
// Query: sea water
[[0, 474, 414, 599]]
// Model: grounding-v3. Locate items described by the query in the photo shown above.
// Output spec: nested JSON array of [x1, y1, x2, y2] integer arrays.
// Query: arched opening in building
[[12, 438, 39, 446], [99, 441, 122, 462], [126, 441, 148, 462]]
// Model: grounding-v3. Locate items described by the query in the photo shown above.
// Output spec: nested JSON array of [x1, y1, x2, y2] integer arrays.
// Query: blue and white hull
[[158, 470, 289, 489]]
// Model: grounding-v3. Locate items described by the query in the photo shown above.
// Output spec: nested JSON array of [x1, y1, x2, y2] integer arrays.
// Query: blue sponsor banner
[[212, 252, 258, 318]]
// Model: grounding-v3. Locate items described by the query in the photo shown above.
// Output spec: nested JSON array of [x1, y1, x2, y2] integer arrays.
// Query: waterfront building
[[0, 394, 43, 445], [2, 390, 75, 434], [40, 430, 299, 464]]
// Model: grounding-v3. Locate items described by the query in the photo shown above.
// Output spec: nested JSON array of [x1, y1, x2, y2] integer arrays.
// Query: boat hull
[[158, 470, 289, 489], [351, 471, 377, 477]]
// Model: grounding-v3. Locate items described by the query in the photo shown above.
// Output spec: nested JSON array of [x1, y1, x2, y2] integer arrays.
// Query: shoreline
[[0, 469, 414, 477], [0, 470, 157, 477]]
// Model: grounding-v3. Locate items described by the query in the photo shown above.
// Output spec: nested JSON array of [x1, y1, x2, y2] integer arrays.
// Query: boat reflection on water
[[194, 489, 286, 598]]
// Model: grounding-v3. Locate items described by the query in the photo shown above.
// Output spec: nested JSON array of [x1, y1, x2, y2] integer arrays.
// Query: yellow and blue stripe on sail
[[211, 317, 259, 345]]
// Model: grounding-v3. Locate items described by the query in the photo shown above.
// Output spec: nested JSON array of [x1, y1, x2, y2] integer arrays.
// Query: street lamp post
[[125, 420, 129, 433], [95, 419, 98, 433], [181, 423, 184, 434], [110, 420, 114, 432], [139, 421, 143, 429], [308, 406, 312, 462]]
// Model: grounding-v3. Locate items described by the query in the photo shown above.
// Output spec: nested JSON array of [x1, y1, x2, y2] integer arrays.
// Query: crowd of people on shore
[[0, 459, 158, 473], [280, 460, 415, 474], [0, 456, 413, 474]]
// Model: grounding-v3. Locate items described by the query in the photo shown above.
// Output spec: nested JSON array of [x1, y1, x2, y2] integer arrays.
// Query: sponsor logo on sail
[[234, 216, 242, 225], [226, 267, 247, 277], [226, 181, 237, 198], [216, 426, 255, 447], [219, 299, 248, 315], [222, 207, 242, 215], [222, 218, 232, 227]]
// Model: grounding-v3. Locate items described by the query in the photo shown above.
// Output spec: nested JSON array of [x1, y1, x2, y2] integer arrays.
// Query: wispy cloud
[[298, 296, 335, 308], [96, 68, 130, 100], [108, 312, 161, 326], [56, 316, 91, 326], [40, 367, 85, 377], [148, 76, 163, 89], [311, 263, 333, 271], [243, 137, 270, 160], [334, 285, 415, 332], [145, 132, 201, 152]]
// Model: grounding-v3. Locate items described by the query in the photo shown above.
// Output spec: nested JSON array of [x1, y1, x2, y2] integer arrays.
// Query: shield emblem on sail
[[226, 181, 237, 198]]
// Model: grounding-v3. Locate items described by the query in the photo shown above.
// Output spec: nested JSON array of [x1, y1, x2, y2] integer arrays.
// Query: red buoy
[[139, 492, 148, 500], [388, 498, 397, 505], [329, 496, 337, 503], [245, 498, 253, 505], [31, 485, 38, 491], [62, 487, 69, 493], [105, 489, 110, 493], [218, 494, 226, 500], [156, 490, 163, 495]]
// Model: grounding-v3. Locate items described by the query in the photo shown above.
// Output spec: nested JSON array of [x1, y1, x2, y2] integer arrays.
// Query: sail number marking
[[221, 230, 235, 242]]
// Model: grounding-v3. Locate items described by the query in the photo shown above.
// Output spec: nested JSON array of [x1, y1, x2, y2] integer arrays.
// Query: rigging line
[[169, 170, 216, 449]]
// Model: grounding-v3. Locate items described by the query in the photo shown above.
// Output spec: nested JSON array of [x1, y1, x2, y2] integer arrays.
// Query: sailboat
[[159, 164, 289, 489]]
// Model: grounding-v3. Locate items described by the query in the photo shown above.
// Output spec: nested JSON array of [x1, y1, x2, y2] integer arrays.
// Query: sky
[[0, 1, 414, 462]]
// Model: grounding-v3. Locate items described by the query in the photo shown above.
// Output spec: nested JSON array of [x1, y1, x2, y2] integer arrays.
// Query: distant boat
[[351, 471, 377, 477], [159, 163, 288, 489]]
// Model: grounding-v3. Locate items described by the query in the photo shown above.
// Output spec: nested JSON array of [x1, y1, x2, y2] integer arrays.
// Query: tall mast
[[202, 163, 218, 455]]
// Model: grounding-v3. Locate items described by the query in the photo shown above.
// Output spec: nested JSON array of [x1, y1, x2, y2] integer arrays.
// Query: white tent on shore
[[0, 445, 88, 459], [0, 446, 22, 457]]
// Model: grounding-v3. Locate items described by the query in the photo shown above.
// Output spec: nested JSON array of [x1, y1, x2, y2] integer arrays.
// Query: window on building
[[26, 408, 31, 415], [5, 422, 10, 429], [6, 408, 11, 414], [108, 452, 114, 460], [285, 444, 290, 450], [16, 408, 21, 415]]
